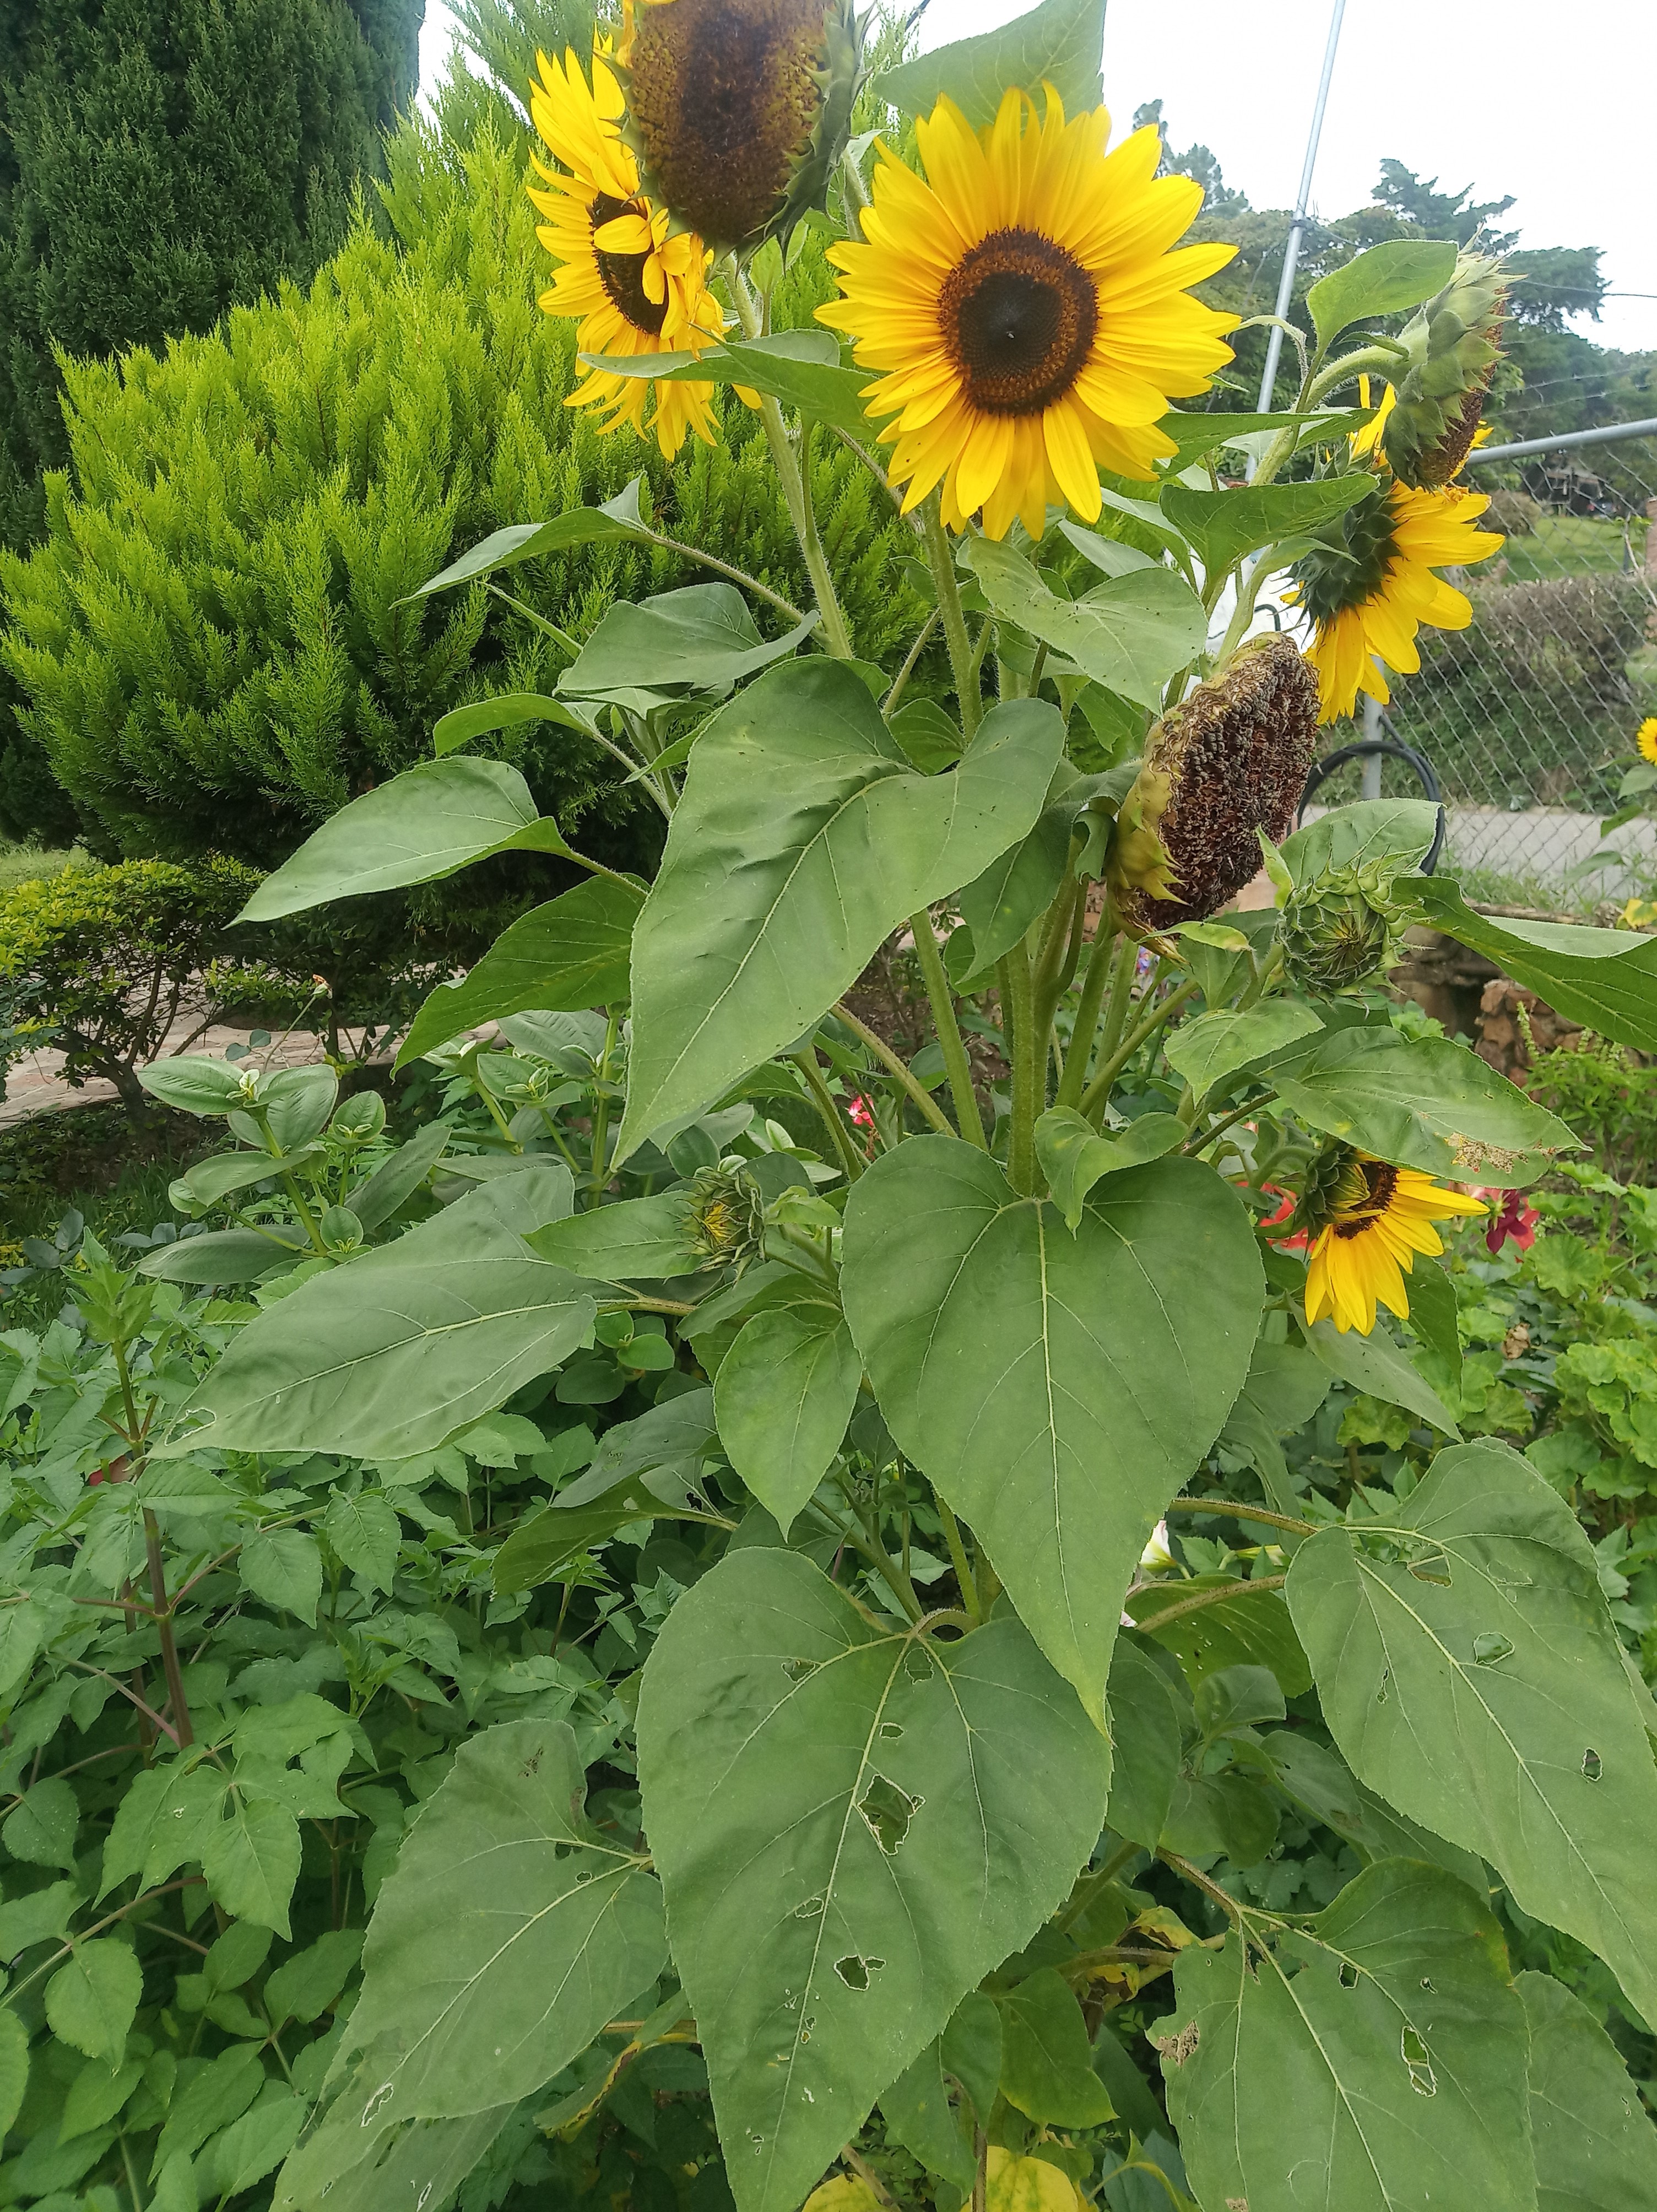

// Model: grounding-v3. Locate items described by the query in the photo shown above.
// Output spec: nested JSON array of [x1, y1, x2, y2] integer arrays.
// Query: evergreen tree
[[0, 0, 423, 550]]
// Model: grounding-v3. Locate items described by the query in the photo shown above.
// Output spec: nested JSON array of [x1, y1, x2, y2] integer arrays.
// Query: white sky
[[418, 0, 1657, 356]]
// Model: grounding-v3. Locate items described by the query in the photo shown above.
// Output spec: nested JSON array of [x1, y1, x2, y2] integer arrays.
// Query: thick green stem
[[935, 1498, 982, 1622], [832, 1003, 954, 1136], [908, 907, 987, 1149], [920, 496, 981, 739], [1165, 1497, 1316, 1537], [882, 609, 938, 716], [1054, 1837, 1142, 1934], [1000, 948, 1039, 1194], [1055, 913, 1122, 1108], [1132, 1573, 1286, 1638], [588, 1006, 620, 1202], [729, 264, 854, 660], [1079, 977, 1200, 1121]]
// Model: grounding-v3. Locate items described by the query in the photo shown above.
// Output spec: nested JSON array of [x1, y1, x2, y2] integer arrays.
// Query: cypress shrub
[[0, 121, 925, 939]]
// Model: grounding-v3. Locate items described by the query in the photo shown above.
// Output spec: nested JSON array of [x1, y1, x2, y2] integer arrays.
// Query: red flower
[[1484, 1189, 1539, 1256], [1258, 1183, 1308, 1251]]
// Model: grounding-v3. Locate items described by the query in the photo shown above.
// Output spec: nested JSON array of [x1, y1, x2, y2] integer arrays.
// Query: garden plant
[[7, 4, 1657, 2211]]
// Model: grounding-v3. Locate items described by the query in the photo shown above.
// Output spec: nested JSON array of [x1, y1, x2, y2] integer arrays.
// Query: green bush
[[0, 121, 924, 904], [0, 858, 435, 1115]]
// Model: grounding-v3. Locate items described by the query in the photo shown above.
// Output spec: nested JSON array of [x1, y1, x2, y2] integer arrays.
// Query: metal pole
[[1466, 418, 1657, 466], [1361, 687, 1384, 795], [1254, 0, 1347, 414]]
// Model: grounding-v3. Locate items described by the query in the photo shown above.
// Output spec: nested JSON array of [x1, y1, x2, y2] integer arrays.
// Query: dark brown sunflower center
[[589, 189, 667, 337], [1333, 1159, 1400, 1236], [628, 0, 824, 250], [938, 228, 1098, 417]]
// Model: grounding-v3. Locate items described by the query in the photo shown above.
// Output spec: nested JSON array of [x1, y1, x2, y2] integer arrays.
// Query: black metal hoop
[[1298, 733, 1445, 875]]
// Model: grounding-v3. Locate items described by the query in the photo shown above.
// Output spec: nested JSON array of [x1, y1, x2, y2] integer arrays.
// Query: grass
[[1499, 513, 1643, 584], [0, 842, 92, 893]]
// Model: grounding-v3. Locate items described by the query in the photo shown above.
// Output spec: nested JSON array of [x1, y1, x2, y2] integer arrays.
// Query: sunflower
[[816, 88, 1239, 540], [1301, 1149, 1485, 1336], [1638, 717, 1657, 766], [1289, 387, 1504, 724], [527, 44, 723, 459]]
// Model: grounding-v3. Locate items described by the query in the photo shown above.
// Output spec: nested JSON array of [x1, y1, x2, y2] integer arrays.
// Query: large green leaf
[[1288, 1440, 1657, 2032], [841, 1138, 1263, 1717], [161, 1175, 594, 1461], [1033, 1108, 1185, 1232], [338, 1720, 665, 2128], [398, 877, 643, 1066], [240, 758, 575, 921], [615, 662, 1062, 1159], [636, 1549, 1111, 2212], [1306, 240, 1459, 351], [1165, 1001, 1323, 1105], [1519, 1970, 1657, 2212], [1412, 877, 1657, 1056], [1160, 475, 1377, 574], [584, 332, 873, 437], [713, 1305, 863, 1536], [557, 584, 817, 707], [491, 1473, 702, 1596], [1265, 1027, 1578, 1185], [1281, 798, 1440, 883], [876, 0, 1104, 127], [1156, 408, 1369, 470], [432, 691, 596, 756], [956, 766, 1096, 975], [275, 2079, 516, 2212], [1158, 1859, 1533, 2212], [1125, 1577, 1311, 1699], [401, 479, 654, 601], [1302, 1313, 1460, 1437], [527, 1194, 700, 1284], [964, 541, 1206, 708], [1104, 1639, 1184, 1847]]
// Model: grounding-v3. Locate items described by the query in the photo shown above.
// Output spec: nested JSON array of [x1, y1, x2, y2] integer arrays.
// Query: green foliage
[[0, 0, 422, 554]]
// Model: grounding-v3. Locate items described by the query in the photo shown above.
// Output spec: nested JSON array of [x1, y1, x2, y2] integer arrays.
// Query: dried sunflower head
[[1111, 635, 1319, 931], [621, 0, 864, 256]]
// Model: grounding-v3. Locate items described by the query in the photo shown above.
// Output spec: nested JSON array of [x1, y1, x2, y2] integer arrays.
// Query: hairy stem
[[1131, 1574, 1287, 1638], [1165, 1497, 1316, 1537], [1001, 947, 1039, 1195], [935, 1498, 982, 1622], [882, 608, 939, 716], [908, 907, 987, 1149], [1079, 978, 1200, 1121], [791, 1048, 867, 1181], [1055, 911, 1122, 1109], [921, 496, 982, 740]]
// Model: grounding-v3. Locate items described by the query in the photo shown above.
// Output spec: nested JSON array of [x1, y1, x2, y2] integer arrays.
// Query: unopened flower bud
[[1381, 252, 1508, 489], [1279, 859, 1404, 994], [685, 1161, 769, 1275]]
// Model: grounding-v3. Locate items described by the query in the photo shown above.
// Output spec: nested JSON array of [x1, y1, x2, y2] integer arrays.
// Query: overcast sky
[[418, 0, 1657, 357]]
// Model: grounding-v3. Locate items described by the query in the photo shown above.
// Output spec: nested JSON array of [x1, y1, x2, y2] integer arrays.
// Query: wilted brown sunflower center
[[1332, 1159, 1400, 1236], [938, 228, 1098, 416], [628, 0, 824, 250], [589, 190, 668, 335]]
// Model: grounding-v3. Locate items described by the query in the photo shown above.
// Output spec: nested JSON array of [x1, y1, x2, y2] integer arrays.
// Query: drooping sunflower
[[817, 88, 1239, 540], [1637, 717, 1657, 766], [1290, 386, 1504, 724], [527, 44, 723, 459], [1299, 1146, 1485, 1336], [619, 0, 863, 254]]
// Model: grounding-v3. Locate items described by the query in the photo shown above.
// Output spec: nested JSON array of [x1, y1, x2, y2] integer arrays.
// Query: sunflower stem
[[728, 261, 855, 660], [921, 496, 982, 740], [832, 1003, 954, 1136], [1058, 923, 1129, 1109], [1000, 947, 1039, 1195], [1079, 977, 1200, 1123], [908, 907, 987, 1149]]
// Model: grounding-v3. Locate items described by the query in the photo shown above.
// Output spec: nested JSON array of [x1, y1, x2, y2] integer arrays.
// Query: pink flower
[[846, 1094, 875, 1130], [1485, 1189, 1539, 1256]]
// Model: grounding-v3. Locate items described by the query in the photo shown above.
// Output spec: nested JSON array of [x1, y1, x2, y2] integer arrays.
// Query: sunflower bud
[[686, 1162, 769, 1275], [1279, 859, 1405, 994], [622, 0, 864, 256], [1380, 252, 1508, 490], [1111, 636, 1319, 931]]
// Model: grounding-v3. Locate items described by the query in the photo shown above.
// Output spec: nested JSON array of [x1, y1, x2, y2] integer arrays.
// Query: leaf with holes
[[713, 1305, 863, 1536], [1158, 1859, 1533, 2212], [636, 1548, 1110, 2212], [1519, 1970, 1657, 2212], [1288, 1439, 1657, 2032], [841, 1138, 1263, 1718], [338, 1720, 665, 2129], [615, 662, 1061, 1159]]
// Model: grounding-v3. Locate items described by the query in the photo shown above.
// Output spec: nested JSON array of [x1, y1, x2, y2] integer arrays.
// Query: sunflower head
[[1111, 636, 1319, 931], [1297, 1142, 1486, 1334], [819, 88, 1238, 539], [1637, 717, 1657, 766], [1381, 252, 1508, 490], [621, 0, 864, 255], [686, 1162, 769, 1275], [1279, 856, 1407, 995]]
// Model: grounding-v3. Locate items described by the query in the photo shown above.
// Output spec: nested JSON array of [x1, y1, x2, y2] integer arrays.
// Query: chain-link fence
[[1304, 374, 1657, 910]]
